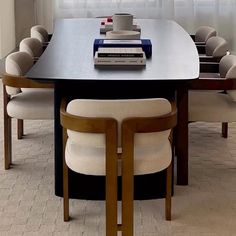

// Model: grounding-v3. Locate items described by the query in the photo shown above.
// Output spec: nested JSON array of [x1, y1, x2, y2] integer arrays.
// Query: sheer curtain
[[54, 0, 174, 19], [36, 0, 236, 52], [34, 0, 54, 32]]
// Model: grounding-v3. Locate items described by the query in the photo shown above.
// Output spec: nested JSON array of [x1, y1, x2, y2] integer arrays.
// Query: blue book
[[93, 39, 152, 58]]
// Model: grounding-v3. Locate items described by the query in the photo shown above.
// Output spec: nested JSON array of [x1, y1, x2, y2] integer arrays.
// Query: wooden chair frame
[[121, 102, 177, 235], [60, 98, 177, 236], [190, 62, 236, 138], [2, 74, 54, 169], [60, 98, 118, 236]]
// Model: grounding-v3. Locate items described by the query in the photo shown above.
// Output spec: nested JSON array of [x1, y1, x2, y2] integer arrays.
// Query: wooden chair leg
[[106, 126, 118, 236], [106, 157, 118, 236], [3, 86, 12, 170], [165, 162, 172, 221], [222, 122, 228, 138], [63, 128, 69, 222], [17, 119, 24, 139], [122, 149, 134, 235]]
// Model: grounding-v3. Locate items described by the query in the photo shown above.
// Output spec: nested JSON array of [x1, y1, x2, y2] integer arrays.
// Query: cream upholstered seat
[[194, 26, 217, 44], [7, 90, 54, 120], [2, 52, 54, 170], [189, 55, 236, 137], [65, 99, 172, 176], [30, 25, 50, 44], [199, 36, 229, 62], [19, 37, 43, 60], [60, 98, 177, 235]]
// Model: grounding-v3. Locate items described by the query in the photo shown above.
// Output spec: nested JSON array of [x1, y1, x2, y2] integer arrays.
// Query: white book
[[94, 51, 146, 65]]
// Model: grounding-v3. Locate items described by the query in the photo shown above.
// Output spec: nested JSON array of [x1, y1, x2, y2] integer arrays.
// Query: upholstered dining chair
[[60, 98, 177, 236], [191, 26, 217, 45], [189, 55, 236, 138], [19, 37, 43, 61], [198, 36, 229, 62], [2, 51, 54, 170], [30, 25, 51, 45]]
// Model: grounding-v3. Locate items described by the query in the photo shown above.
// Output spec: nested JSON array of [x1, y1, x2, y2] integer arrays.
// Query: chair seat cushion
[[65, 139, 172, 176], [189, 91, 236, 122], [7, 90, 54, 120]]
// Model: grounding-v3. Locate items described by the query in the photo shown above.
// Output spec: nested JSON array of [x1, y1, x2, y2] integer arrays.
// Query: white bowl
[[106, 30, 141, 40]]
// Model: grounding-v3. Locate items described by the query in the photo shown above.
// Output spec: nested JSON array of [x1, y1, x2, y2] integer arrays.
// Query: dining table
[[26, 18, 199, 200]]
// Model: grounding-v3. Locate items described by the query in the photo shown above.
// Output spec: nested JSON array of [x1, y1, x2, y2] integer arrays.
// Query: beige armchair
[[189, 55, 236, 138], [198, 36, 229, 62], [60, 98, 177, 236], [191, 26, 217, 45], [2, 52, 54, 170]]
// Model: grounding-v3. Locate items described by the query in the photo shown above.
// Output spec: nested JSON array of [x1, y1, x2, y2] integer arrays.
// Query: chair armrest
[[2, 74, 54, 89], [199, 56, 221, 63], [189, 78, 236, 90], [200, 62, 219, 73], [195, 42, 206, 46]]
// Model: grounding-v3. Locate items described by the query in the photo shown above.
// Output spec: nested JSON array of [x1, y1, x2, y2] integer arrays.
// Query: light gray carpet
[[0, 81, 236, 235]]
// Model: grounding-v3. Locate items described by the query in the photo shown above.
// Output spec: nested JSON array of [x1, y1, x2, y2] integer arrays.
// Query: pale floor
[[0, 82, 236, 236]]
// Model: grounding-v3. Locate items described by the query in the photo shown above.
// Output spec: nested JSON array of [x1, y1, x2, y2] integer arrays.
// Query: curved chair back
[[195, 26, 216, 43], [5, 52, 34, 95], [61, 98, 176, 230], [66, 98, 172, 150], [19, 37, 43, 58], [31, 25, 48, 43], [219, 55, 236, 101], [205, 36, 228, 58]]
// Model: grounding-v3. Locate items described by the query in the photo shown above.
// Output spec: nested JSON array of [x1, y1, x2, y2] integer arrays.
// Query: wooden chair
[[2, 52, 54, 170], [191, 26, 216, 45], [189, 55, 236, 138], [19, 37, 43, 61], [198, 36, 229, 62], [60, 98, 177, 236]]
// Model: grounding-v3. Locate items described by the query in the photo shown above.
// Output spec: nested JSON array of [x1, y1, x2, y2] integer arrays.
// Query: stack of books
[[94, 39, 152, 59], [94, 47, 146, 65]]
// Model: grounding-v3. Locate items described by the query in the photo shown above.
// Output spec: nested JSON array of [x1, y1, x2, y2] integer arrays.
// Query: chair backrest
[[19, 37, 43, 58], [5, 52, 34, 95], [31, 25, 48, 43], [205, 36, 228, 58], [66, 98, 172, 149], [195, 26, 216, 43], [219, 55, 236, 101]]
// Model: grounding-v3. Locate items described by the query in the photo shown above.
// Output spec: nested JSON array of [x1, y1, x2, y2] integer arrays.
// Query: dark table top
[[26, 18, 199, 81]]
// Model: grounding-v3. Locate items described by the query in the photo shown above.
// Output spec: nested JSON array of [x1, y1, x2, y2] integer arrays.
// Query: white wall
[[15, 0, 36, 45], [0, 0, 15, 59]]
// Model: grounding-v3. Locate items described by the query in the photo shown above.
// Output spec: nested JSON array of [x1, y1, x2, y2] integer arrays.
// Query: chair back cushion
[[219, 55, 236, 101], [195, 26, 216, 43], [19, 37, 43, 58], [205, 36, 228, 57], [31, 25, 48, 43], [66, 98, 172, 149], [5, 52, 34, 95]]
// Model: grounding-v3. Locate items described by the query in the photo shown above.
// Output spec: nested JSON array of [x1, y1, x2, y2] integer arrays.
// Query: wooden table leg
[[176, 86, 188, 185]]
